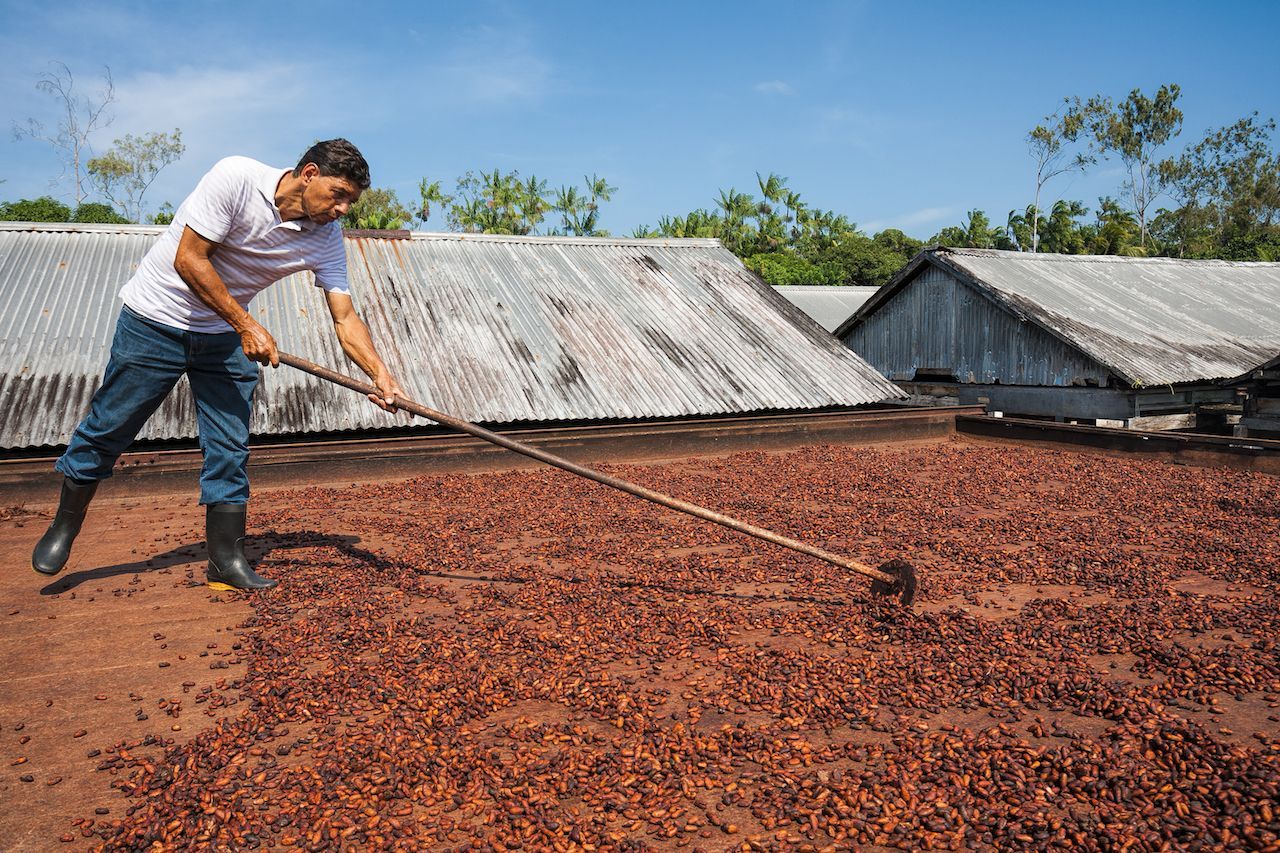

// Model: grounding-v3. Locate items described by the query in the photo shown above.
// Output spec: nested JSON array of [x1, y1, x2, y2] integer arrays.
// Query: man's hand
[[324, 290, 405, 414], [237, 317, 280, 368], [369, 372, 407, 413]]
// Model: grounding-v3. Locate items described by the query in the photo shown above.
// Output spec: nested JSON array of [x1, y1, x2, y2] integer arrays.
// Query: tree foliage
[[555, 174, 617, 237], [87, 129, 185, 223], [150, 203, 175, 226], [1155, 113, 1280, 258], [71, 201, 129, 224], [1088, 84, 1184, 247], [342, 187, 414, 230], [743, 253, 844, 286], [931, 210, 1008, 249], [415, 170, 618, 237], [640, 175, 921, 287], [416, 169, 545, 234], [0, 196, 128, 223], [1085, 197, 1144, 255], [1, 196, 72, 222]]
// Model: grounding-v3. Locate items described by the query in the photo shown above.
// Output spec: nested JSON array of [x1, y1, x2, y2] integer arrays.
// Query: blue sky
[[2, 0, 1277, 238]]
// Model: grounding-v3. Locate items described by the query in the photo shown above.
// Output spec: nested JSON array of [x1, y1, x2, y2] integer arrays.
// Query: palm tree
[[1040, 199, 1088, 253], [520, 174, 549, 234], [555, 185, 584, 235], [756, 172, 781, 200], [585, 173, 617, 205], [417, 178, 454, 227], [784, 189, 806, 241], [715, 188, 757, 254]]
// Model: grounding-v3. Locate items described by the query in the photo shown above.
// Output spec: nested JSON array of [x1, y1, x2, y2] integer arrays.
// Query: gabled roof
[[840, 248, 1280, 387], [771, 285, 879, 333], [0, 223, 902, 449]]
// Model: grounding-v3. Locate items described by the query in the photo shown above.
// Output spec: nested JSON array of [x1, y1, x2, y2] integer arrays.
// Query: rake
[[279, 352, 918, 604]]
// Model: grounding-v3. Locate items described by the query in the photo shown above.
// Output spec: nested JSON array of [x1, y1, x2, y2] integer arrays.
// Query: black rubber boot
[[32, 478, 99, 575], [205, 503, 278, 591]]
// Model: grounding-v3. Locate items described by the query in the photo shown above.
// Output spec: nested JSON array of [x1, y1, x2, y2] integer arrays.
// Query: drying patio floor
[[1, 438, 1277, 850]]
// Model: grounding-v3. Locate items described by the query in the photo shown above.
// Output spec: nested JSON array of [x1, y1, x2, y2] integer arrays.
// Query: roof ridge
[[0, 222, 724, 249]]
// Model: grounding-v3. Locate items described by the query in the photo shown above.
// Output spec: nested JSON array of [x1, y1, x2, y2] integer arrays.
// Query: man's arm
[[323, 290, 406, 413], [174, 226, 279, 366]]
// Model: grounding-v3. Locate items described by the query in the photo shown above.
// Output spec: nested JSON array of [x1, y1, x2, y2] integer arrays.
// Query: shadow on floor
[[39, 532, 372, 595]]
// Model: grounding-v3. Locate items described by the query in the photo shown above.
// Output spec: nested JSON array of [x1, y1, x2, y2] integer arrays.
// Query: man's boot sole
[[206, 580, 240, 592]]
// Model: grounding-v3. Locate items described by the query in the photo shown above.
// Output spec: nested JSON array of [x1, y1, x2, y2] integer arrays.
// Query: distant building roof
[[841, 248, 1280, 387], [771, 285, 879, 333], [1222, 352, 1280, 385], [0, 223, 902, 449]]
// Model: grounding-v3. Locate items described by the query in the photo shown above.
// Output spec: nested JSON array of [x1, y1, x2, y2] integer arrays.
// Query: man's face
[[299, 164, 362, 225]]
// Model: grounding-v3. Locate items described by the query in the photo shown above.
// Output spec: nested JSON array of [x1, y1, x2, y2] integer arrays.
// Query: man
[[31, 139, 405, 591]]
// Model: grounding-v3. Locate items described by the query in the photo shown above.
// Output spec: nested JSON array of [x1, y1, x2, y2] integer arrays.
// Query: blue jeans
[[57, 306, 259, 505]]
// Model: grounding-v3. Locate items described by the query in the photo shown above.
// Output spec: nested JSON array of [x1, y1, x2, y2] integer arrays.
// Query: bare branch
[[14, 62, 115, 206]]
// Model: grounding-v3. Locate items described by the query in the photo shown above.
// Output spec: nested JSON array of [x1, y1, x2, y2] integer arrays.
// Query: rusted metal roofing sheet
[[844, 248, 1280, 387], [771, 285, 878, 333], [0, 223, 902, 449]]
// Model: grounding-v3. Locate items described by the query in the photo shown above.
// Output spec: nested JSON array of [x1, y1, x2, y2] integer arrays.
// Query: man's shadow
[[39, 532, 385, 595]]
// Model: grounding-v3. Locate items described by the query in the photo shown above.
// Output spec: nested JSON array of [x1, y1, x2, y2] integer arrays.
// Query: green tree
[[1003, 206, 1039, 252], [931, 210, 1004, 248], [753, 172, 791, 253], [427, 169, 554, 235], [819, 232, 910, 286], [1090, 84, 1184, 248], [871, 228, 924, 259], [1026, 101, 1096, 252], [1083, 197, 1144, 255], [416, 179, 454, 227], [1221, 231, 1280, 261], [150, 202, 175, 226], [1158, 112, 1280, 258], [554, 174, 617, 236], [644, 173, 923, 285], [714, 187, 758, 254], [653, 209, 725, 239], [71, 201, 129, 224], [12, 62, 115, 206], [744, 252, 843, 286], [87, 129, 185, 222], [0, 196, 72, 221], [792, 208, 856, 257], [342, 187, 414, 230], [1006, 200, 1089, 253], [1038, 200, 1089, 254]]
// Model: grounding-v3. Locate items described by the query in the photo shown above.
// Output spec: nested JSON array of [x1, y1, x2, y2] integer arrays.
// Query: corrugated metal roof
[[1223, 352, 1280, 385], [0, 223, 902, 449], [771, 285, 878, 333], [843, 248, 1280, 387]]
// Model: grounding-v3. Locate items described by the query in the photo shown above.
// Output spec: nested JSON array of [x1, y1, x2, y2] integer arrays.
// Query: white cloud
[[105, 62, 370, 211], [860, 207, 951, 234], [754, 80, 794, 96], [112, 64, 318, 140]]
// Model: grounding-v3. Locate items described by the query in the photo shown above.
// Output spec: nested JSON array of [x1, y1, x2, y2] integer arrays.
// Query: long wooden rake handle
[[278, 351, 916, 603]]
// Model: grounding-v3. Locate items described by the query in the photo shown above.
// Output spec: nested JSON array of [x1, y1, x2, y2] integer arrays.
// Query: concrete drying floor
[[1, 438, 1277, 850]]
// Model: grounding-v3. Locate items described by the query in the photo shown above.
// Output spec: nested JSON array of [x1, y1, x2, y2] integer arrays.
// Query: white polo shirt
[[120, 156, 350, 333]]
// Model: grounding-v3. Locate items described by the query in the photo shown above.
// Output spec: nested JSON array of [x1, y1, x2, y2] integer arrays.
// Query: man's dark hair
[[294, 139, 371, 189]]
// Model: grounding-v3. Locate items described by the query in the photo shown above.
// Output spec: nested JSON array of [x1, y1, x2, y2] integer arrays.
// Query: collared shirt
[[120, 156, 350, 333]]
